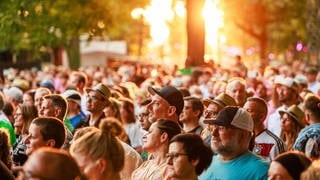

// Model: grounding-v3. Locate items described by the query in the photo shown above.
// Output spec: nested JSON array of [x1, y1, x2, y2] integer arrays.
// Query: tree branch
[[235, 22, 261, 39]]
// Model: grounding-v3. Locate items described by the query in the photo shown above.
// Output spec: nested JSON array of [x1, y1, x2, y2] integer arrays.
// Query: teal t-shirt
[[199, 152, 269, 180], [0, 121, 16, 146]]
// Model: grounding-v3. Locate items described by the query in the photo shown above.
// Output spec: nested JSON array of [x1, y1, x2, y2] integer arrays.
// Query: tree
[[306, 0, 320, 66], [0, 0, 147, 69], [186, 0, 205, 67], [222, 0, 307, 66]]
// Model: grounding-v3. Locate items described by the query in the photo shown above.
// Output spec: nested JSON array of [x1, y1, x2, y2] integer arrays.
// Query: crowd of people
[[0, 56, 319, 180]]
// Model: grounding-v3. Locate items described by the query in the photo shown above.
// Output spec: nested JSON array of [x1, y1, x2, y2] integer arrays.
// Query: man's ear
[[259, 113, 267, 124], [193, 110, 201, 118], [191, 158, 199, 168], [239, 130, 251, 140], [168, 106, 177, 116], [97, 159, 107, 175], [160, 132, 169, 143], [54, 107, 62, 118], [46, 139, 56, 148], [305, 112, 310, 125]]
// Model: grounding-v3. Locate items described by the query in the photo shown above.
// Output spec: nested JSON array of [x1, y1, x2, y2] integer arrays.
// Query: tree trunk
[[306, 0, 320, 66], [259, 29, 268, 67], [186, 0, 205, 68], [66, 36, 80, 70], [52, 47, 63, 66]]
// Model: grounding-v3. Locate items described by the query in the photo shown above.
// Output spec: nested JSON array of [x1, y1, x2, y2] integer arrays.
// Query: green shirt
[[0, 121, 16, 146], [64, 118, 74, 133]]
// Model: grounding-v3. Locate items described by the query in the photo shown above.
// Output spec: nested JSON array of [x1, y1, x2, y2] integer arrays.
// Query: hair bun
[[99, 118, 124, 137]]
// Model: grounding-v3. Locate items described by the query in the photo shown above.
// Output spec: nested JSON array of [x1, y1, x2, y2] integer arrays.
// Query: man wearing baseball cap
[[146, 85, 184, 122], [201, 93, 236, 145], [199, 106, 269, 180]]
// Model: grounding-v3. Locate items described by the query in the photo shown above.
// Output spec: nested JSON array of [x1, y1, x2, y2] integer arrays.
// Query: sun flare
[[131, 0, 225, 64]]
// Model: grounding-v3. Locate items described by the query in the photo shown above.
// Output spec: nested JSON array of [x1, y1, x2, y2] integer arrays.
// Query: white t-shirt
[[124, 122, 144, 149], [267, 106, 285, 137], [253, 129, 286, 161]]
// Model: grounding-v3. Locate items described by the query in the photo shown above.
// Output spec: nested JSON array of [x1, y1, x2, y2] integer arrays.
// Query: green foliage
[[0, 0, 148, 66], [221, 0, 307, 56]]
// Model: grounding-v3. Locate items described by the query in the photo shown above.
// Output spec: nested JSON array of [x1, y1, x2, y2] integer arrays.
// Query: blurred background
[[0, 0, 319, 70]]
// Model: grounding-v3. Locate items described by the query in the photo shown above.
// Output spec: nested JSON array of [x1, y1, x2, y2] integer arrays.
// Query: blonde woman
[[70, 121, 125, 180], [279, 105, 305, 150], [131, 119, 181, 180], [99, 117, 143, 180], [301, 160, 320, 180]]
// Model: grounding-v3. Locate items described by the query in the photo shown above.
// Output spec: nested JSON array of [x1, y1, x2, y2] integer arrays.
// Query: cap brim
[[203, 119, 216, 124], [203, 117, 223, 125], [67, 99, 81, 106], [203, 114, 231, 127], [147, 86, 157, 96]]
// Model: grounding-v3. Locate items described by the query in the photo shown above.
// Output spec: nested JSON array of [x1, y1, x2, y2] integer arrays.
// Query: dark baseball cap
[[148, 85, 184, 116], [204, 106, 254, 132]]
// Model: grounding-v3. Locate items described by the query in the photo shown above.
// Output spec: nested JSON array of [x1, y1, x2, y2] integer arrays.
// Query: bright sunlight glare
[[203, 0, 224, 50], [131, 0, 225, 63], [144, 0, 173, 46]]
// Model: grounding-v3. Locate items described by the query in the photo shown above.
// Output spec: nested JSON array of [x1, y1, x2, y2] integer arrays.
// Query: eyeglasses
[[280, 117, 291, 122], [166, 152, 188, 160], [86, 94, 105, 102], [204, 110, 218, 118]]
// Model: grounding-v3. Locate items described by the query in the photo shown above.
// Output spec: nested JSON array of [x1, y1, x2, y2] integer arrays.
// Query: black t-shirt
[[12, 136, 28, 166]]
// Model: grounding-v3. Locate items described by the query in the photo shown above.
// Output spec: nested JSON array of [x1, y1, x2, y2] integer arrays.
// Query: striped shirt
[[253, 129, 286, 161]]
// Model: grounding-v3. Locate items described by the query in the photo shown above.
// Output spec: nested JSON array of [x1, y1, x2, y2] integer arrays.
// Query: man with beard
[[199, 106, 269, 180], [75, 83, 111, 129], [201, 93, 236, 145], [267, 77, 301, 136]]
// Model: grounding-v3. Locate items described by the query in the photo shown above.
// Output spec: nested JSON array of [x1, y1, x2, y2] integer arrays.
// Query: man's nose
[[166, 156, 173, 165], [209, 125, 218, 135], [24, 135, 30, 144]]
